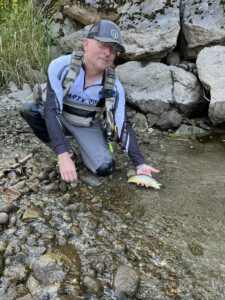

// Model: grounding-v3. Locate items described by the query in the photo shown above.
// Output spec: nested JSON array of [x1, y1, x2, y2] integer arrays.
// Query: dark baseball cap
[[87, 20, 125, 53]]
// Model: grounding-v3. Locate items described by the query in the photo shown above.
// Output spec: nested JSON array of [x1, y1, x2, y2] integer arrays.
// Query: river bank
[[0, 92, 225, 299]]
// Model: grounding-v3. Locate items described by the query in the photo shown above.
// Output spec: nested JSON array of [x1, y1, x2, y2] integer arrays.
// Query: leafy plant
[[0, 0, 54, 88]]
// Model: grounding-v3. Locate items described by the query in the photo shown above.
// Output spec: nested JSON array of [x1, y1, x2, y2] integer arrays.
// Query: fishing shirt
[[45, 53, 145, 167]]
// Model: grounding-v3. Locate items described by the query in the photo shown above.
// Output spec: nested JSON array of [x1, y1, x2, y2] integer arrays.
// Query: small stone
[[83, 275, 103, 295], [0, 212, 9, 224], [22, 208, 44, 222], [113, 265, 140, 298]]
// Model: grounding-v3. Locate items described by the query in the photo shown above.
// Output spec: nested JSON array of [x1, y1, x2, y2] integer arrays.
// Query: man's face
[[84, 38, 117, 72]]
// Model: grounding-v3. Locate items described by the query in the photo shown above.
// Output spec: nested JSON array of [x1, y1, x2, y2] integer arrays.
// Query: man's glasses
[[94, 39, 121, 54]]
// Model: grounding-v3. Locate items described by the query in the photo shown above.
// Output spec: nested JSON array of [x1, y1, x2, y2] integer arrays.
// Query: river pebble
[[113, 265, 140, 298], [83, 275, 104, 295], [0, 212, 9, 224]]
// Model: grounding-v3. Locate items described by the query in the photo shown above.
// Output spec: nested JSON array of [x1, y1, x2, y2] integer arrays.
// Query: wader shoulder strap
[[63, 51, 84, 97], [104, 67, 116, 92], [100, 67, 117, 150]]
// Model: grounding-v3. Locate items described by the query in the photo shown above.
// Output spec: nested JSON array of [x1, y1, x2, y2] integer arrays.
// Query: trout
[[128, 174, 162, 189]]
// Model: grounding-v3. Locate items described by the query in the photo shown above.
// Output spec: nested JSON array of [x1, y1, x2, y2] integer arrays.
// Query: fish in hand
[[127, 174, 162, 189]]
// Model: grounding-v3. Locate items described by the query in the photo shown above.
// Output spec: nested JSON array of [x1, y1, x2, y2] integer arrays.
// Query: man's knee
[[20, 100, 39, 120], [96, 160, 115, 176]]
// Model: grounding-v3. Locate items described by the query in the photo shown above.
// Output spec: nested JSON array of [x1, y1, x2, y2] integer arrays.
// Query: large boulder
[[116, 61, 203, 116], [181, 0, 225, 59], [196, 45, 225, 125]]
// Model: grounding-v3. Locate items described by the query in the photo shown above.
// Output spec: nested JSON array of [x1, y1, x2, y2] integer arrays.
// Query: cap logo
[[111, 29, 119, 40]]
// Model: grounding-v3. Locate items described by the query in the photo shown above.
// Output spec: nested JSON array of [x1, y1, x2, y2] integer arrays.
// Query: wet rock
[[5, 246, 17, 260], [66, 204, 79, 212], [94, 262, 106, 273], [126, 250, 137, 263], [3, 263, 29, 281], [0, 240, 8, 252], [59, 295, 75, 300], [32, 245, 81, 287], [8, 214, 17, 227], [0, 203, 16, 214], [27, 182, 39, 193], [12, 180, 26, 190], [23, 245, 46, 258], [14, 284, 31, 299], [113, 265, 140, 298], [83, 275, 103, 296], [32, 253, 72, 284], [0, 212, 9, 224], [17, 294, 33, 300], [79, 174, 102, 187], [174, 124, 207, 137], [43, 181, 59, 192], [188, 242, 204, 256], [36, 171, 49, 181], [22, 207, 44, 222], [113, 240, 127, 254], [69, 224, 81, 236], [0, 253, 4, 275], [26, 274, 41, 295], [59, 180, 68, 192]]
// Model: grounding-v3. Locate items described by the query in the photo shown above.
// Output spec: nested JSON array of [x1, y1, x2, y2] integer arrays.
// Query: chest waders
[[32, 51, 117, 152]]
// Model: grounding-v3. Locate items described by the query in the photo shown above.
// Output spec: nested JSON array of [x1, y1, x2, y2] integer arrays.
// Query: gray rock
[[79, 174, 102, 187], [181, 0, 225, 58], [83, 275, 103, 295], [32, 253, 71, 284], [0, 212, 9, 224], [113, 265, 140, 298], [174, 124, 207, 137], [196, 45, 225, 125], [3, 263, 29, 281], [146, 113, 159, 127], [119, 0, 180, 60], [0, 253, 4, 275], [0, 203, 16, 214], [43, 181, 59, 192], [166, 51, 181, 65], [22, 208, 44, 222], [17, 294, 33, 300], [8, 81, 19, 92], [156, 110, 182, 130], [132, 113, 148, 132], [116, 61, 203, 117]]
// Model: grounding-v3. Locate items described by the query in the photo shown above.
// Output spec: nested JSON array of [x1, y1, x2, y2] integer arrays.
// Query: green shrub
[[0, 0, 54, 88]]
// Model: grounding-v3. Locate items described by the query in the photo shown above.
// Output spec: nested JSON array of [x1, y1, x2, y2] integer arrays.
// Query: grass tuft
[[0, 0, 54, 88]]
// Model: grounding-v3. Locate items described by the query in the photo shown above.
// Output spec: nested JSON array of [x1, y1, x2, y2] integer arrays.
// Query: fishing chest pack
[[30, 51, 117, 142]]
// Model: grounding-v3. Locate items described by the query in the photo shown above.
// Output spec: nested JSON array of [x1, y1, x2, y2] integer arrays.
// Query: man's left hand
[[136, 164, 160, 177], [136, 164, 160, 187]]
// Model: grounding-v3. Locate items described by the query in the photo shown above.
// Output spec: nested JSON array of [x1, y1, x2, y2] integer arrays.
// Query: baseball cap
[[87, 20, 125, 53]]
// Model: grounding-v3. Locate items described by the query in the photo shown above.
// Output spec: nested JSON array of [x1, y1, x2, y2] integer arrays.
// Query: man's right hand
[[58, 152, 77, 183]]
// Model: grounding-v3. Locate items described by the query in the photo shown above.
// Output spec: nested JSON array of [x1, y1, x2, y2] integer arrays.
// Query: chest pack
[[31, 51, 117, 142]]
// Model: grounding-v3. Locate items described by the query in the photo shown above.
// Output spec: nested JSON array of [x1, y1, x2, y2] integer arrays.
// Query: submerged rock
[[83, 275, 104, 296], [113, 265, 140, 298]]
